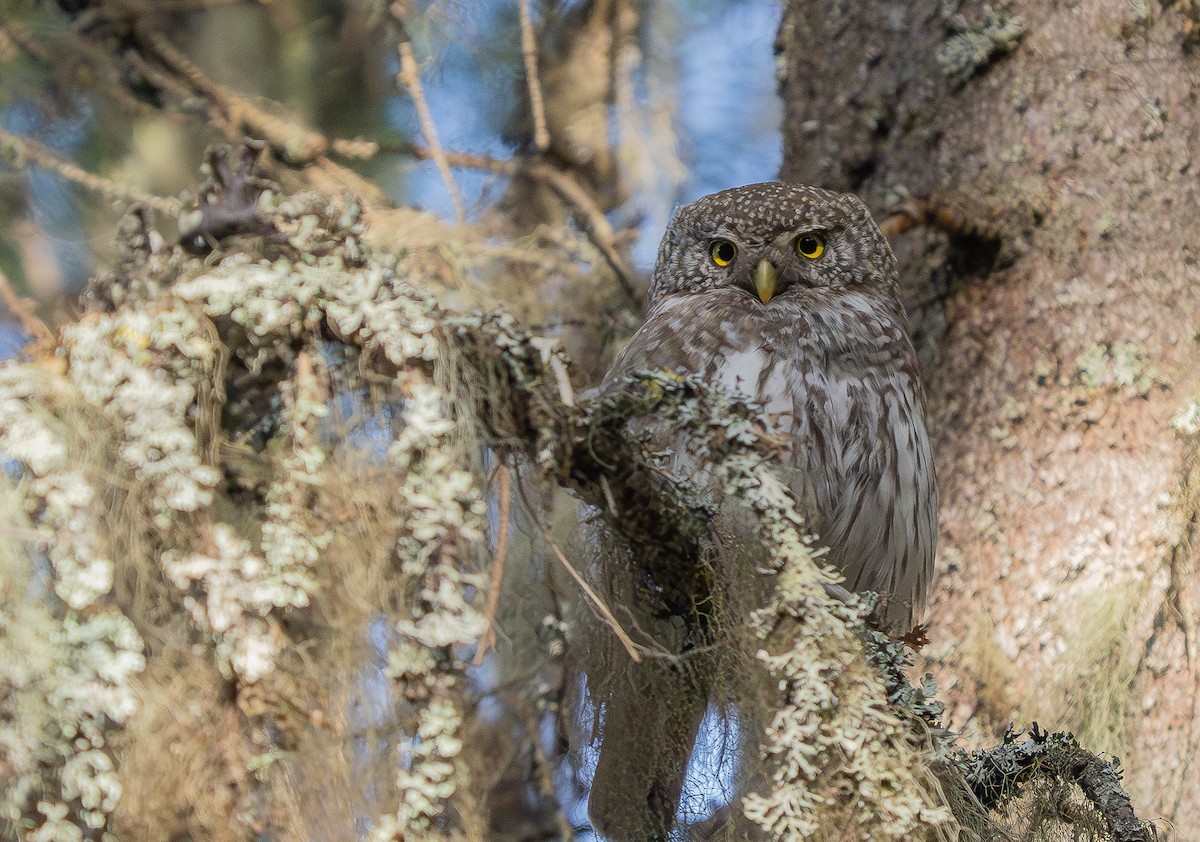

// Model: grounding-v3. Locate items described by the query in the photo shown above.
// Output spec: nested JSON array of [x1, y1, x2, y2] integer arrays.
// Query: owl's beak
[[753, 259, 778, 303]]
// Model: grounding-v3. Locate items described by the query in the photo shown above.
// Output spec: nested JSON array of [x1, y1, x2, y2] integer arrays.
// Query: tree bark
[[777, 0, 1200, 829]]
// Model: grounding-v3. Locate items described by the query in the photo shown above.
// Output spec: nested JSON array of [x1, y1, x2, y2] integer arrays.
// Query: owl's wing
[[601, 297, 707, 389], [780, 358, 937, 634]]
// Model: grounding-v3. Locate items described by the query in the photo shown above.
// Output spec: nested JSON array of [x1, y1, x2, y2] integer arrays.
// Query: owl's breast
[[604, 288, 935, 630]]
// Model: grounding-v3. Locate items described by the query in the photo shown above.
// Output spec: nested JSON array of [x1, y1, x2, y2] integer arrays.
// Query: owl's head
[[647, 182, 899, 305]]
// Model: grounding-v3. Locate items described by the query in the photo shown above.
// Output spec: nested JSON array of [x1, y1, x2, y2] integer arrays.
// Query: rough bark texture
[[778, 0, 1200, 829]]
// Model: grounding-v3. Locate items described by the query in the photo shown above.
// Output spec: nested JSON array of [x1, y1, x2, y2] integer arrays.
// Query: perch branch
[[963, 724, 1154, 842], [443, 315, 769, 637]]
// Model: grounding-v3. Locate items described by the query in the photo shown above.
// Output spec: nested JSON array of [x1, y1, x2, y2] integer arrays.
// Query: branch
[[517, 0, 550, 152], [525, 161, 643, 307], [0, 127, 182, 217], [963, 724, 1154, 841], [389, 8, 466, 225], [0, 267, 54, 348], [134, 27, 330, 165], [444, 314, 769, 623], [473, 463, 512, 665]]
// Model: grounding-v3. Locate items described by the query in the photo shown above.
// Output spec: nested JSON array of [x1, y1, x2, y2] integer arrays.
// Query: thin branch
[[526, 161, 643, 306], [396, 141, 643, 307], [548, 354, 575, 407], [382, 141, 518, 174], [121, 31, 388, 203], [0, 17, 52, 63], [447, 316, 721, 623], [0, 127, 182, 217], [517, 0, 550, 152], [389, 10, 466, 225], [474, 463, 513, 665], [0, 268, 53, 348], [518, 482, 642, 664], [329, 137, 381, 160], [135, 28, 329, 164]]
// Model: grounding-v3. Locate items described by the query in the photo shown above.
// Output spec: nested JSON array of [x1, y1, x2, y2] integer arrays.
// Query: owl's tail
[[587, 654, 712, 841]]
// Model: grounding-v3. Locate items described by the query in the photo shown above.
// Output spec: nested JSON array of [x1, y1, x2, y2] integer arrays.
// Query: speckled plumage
[[606, 181, 936, 632], [588, 183, 937, 840]]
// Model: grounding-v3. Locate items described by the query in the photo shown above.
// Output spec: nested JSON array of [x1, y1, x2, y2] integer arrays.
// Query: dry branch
[[518, 0, 550, 152], [0, 127, 182, 217], [389, 8, 466, 224], [473, 464, 512, 664], [963, 724, 1154, 842], [0, 268, 54, 348]]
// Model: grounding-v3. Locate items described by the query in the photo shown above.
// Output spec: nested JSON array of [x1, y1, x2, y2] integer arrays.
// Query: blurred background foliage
[[0, 0, 782, 347]]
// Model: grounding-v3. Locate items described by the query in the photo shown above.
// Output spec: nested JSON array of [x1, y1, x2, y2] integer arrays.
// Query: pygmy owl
[[587, 182, 937, 839]]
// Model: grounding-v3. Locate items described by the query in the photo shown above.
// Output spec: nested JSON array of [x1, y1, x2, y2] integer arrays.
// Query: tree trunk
[[777, 0, 1200, 828]]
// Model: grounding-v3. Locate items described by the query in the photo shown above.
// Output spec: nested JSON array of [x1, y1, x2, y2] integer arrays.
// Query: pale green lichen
[[159, 342, 328, 683], [0, 547, 142, 838], [735, 461, 956, 839], [0, 365, 146, 841], [371, 698, 466, 841], [1172, 397, 1200, 435], [63, 306, 220, 526], [937, 7, 1026, 87], [371, 374, 486, 837], [173, 256, 442, 366], [257, 357, 329, 604], [0, 368, 115, 609], [163, 523, 285, 682], [1077, 342, 1163, 396], [177, 236, 491, 834], [170, 217, 485, 831]]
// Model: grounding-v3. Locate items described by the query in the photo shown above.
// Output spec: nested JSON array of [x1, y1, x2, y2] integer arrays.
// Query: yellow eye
[[710, 239, 737, 266], [796, 233, 825, 259]]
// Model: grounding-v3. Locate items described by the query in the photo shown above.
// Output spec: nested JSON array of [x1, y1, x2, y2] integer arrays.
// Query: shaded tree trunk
[[777, 0, 1200, 828]]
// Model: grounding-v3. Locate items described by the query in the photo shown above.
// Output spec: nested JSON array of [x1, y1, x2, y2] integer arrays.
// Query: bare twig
[[526, 161, 643, 306], [387, 141, 517, 174], [0, 127, 182, 217], [538, 520, 642, 664], [0, 17, 52, 63], [135, 28, 330, 164], [474, 463, 513, 665], [548, 355, 575, 407], [396, 141, 643, 306], [513, 480, 641, 663], [517, 0, 550, 152], [329, 137, 380, 160], [0, 268, 53, 348], [599, 475, 618, 514], [389, 9, 466, 225]]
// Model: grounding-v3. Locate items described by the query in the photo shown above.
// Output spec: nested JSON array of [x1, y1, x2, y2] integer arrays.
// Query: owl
[[586, 182, 937, 840]]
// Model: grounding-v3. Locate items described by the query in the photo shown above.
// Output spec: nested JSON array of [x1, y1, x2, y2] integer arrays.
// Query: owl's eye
[[709, 239, 737, 267], [795, 233, 826, 259]]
